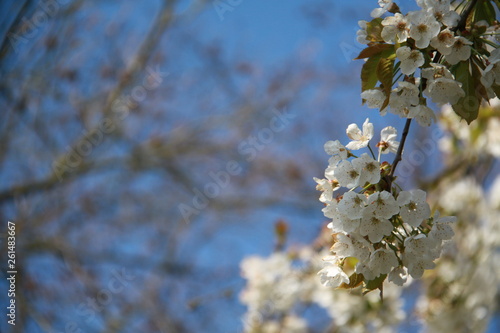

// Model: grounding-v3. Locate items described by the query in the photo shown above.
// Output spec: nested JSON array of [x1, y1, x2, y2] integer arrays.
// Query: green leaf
[[377, 57, 395, 109], [471, 61, 489, 101], [452, 61, 481, 124], [363, 274, 387, 294], [339, 272, 364, 289], [361, 54, 382, 92], [473, 0, 496, 25], [491, 83, 500, 99], [365, 18, 384, 44], [358, 37, 395, 100]]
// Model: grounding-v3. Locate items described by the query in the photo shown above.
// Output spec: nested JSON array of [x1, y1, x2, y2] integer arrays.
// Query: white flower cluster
[[416, 99, 500, 332], [315, 119, 456, 288], [240, 253, 303, 332], [418, 176, 500, 332], [481, 48, 500, 98], [358, 0, 500, 124], [239, 109, 500, 332], [240, 247, 406, 332], [438, 99, 500, 158]]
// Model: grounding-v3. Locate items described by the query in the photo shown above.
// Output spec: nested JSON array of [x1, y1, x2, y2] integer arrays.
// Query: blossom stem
[[396, 216, 410, 237], [482, 38, 499, 49], [392, 73, 403, 86], [391, 232, 404, 243], [368, 144, 377, 160], [359, 183, 374, 194]]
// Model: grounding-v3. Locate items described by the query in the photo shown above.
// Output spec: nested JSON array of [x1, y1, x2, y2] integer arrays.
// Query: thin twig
[[389, 118, 412, 181]]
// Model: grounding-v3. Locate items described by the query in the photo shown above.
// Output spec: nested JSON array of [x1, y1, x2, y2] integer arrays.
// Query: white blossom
[[318, 256, 349, 287], [396, 46, 425, 75], [403, 234, 439, 278], [371, 0, 394, 18], [490, 47, 500, 62], [408, 10, 441, 48], [444, 37, 473, 65], [430, 28, 455, 55], [323, 202, 338, 219], [424, 77, 465, 105], [403, 252, 436, 278], [365, 190, 400, 219], [361, 89, 386, 110], [369, 248, 399, 276], [345, 118, 374, 150], [397, 189, 431, 227], [422, 63, 454, 81], [439, 11, 460, 28], [439, 177, 484, 212], [429, 211, 456, 241], [337, 192, 367, 218], [360, 211, 394, 242], [334, 160, 361, 189], [381, 13, 410, 44], [481, 59, 500, 88], [324, 140, 348, 158], [352, 153, 381, 186], [355, 261, 376, 281], [417, 0, 459, 27], [240, 253, 301, 317], [356, 20, 370, 44], [388, 267, 407, 286], [408, 104, 436, 126], [260, 316, 308, 333], [389, 81, 420, 117], [324, 164, 335, 180], [314, 177, 336, 203], [329, 213, 361, 233], [416, 0, 447, 11], [378, 126, 399, 154], [486, 117, 500, 157], [489, 175, 500, 210], [332, 233, 371, 262], [324, 140, 348, 166]]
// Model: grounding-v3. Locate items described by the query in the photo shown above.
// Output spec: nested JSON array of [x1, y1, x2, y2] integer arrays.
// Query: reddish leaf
[[355, 44, 393, 60]]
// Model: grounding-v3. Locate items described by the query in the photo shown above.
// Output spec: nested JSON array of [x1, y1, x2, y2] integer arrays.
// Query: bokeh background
[[0, 0, 499, 332]]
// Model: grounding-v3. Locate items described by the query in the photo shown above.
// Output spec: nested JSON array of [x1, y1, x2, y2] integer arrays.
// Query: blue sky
[[1, 1, 499, 332]]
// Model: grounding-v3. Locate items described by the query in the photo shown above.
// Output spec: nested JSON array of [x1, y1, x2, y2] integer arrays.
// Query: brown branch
[[0, 4, 177, 203], [389, 118, 412, 181], [0, 162, 95, 203]]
